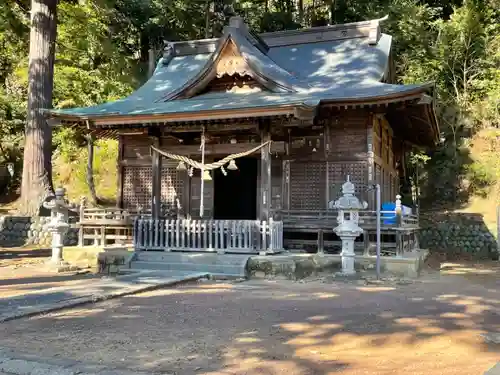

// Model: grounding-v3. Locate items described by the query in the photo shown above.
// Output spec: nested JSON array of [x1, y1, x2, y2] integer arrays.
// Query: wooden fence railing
[[133, 218, 283, 253], [77, 205, 418, 251], [272, 209, 419, 255], [273, 209, 419, 229], [77, 207, 150, 247]]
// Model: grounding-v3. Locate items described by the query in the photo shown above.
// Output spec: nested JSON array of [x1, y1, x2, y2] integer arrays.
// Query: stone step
[[130, 260, 248, 278], [135, 251, 250, 266]]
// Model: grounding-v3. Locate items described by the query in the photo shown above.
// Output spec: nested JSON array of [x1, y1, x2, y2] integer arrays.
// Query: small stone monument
[[332, 176, 368, 275], [42, 187, 76, 271]]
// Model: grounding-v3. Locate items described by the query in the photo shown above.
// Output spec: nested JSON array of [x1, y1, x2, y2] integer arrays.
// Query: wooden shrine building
[[48, 16, 439, 254]]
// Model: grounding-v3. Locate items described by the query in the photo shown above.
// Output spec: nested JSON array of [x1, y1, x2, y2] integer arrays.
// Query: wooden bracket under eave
[[293, 105, 317, 124]]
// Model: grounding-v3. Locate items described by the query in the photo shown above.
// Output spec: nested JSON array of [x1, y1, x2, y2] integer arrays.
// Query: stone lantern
[[332, 176, 368, 275], [42, 187, 71, 266]]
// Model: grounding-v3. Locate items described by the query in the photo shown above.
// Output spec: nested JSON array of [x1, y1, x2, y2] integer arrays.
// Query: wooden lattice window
[[122, 164, 184, 213], [290, 162, 326, 210], [161, 162, 185, 213], [123, 166, 152, 211], [327, 162, 367, 202]]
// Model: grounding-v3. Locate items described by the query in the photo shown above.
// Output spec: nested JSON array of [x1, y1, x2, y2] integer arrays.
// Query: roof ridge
[[259, 16, 388, 38], [162, 15, 389, 58]]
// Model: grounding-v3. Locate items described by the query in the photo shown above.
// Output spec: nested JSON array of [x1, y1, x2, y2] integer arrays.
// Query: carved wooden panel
[[327, 161, 367, 202], [216, 40, 250, 78], [290, 162, 326, 210]]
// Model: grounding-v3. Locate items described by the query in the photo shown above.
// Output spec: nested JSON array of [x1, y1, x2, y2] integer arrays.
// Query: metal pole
[[376, 184, 381, 279], [200, 129, 205, 218]]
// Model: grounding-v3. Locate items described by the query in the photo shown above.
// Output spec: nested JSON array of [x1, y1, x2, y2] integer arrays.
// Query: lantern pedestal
[[336, 226, 362, 275], [42, 188, 78, 273], [331, 177, 367, 276]]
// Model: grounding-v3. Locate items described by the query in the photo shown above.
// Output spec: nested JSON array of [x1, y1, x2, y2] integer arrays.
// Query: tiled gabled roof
[[48, 16, 439, 146]]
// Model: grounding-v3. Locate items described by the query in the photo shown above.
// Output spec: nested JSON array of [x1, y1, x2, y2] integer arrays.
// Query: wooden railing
[[273, 208, 419, 255], [133, 218, 284, 253], [77, 207, 149, 247], [274, 209, 419, 229]]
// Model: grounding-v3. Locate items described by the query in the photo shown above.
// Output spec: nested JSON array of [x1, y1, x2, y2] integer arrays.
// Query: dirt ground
[[0, 261, 499, 375], [0, 248, 97, 299]]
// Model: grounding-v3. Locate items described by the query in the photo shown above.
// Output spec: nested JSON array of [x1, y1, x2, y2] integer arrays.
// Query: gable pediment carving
[[216, 39, 250, 78]]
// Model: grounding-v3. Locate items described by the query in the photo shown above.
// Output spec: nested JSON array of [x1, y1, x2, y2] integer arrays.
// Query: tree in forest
[[20, 0, 57, 214]]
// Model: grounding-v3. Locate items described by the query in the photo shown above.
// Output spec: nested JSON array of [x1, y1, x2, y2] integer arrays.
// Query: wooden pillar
[[324, 122, 330, 209], [260, 126, 272, 222], [282, 159, 290, 211], [151, 136, 162, 219], [78, 196, 86, 247], [366, 113, 375, 209], [116, 135, 124, 208]]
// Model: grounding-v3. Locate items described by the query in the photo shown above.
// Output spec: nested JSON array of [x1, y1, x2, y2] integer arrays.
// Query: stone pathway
[[0, 270, 209, 322], [0, 348, 157, 375]]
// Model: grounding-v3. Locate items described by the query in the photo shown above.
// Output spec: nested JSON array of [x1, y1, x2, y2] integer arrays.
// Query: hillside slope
[[457, 128, 500, 236], [52, 139, 118, 205]]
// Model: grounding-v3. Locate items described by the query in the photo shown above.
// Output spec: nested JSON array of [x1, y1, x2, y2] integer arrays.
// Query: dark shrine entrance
[[213, 157, 258, 220]]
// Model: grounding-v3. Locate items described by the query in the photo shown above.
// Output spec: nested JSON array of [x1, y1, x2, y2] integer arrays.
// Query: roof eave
[[59, 105, 302, 127]]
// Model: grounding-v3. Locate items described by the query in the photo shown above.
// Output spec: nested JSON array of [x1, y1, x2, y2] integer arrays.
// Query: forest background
[[0, 0, 499, 231]]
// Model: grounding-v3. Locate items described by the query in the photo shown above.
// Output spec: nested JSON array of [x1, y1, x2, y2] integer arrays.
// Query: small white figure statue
[[43, 187, 70, 264], [332, 176, 368, 275]]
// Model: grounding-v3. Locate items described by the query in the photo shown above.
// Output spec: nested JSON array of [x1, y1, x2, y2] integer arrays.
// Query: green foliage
[[52, 139, 118, 203], [465, 161, 496, 196]]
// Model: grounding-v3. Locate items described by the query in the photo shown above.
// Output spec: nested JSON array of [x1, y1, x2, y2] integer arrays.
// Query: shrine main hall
[[48, 15, 438, 255]]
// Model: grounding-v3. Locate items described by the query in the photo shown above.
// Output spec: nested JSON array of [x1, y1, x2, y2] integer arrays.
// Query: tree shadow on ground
[[0, 274, 498, 375]]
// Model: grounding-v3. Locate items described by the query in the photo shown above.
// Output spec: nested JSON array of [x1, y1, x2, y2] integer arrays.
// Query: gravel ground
[[0, 266, 499, 375]]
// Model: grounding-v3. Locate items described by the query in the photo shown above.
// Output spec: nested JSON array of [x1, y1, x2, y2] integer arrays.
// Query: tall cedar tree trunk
[[297, 0, 304, 25], [20, 0, 57, 215]]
